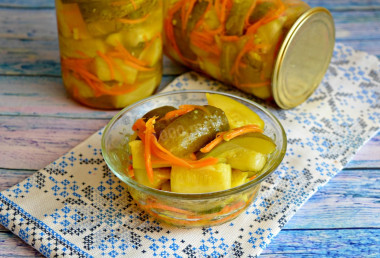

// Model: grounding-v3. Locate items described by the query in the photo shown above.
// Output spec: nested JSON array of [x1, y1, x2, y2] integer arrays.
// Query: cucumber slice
[[92, 56, 138, 84], [231, 169, 249, 188], [206, 93, 265, 129], [171, 164, 231, 193], [198, 137, 269, 172]]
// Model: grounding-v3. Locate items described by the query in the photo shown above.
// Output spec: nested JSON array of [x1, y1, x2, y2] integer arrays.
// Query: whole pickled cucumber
[[142, 106, 177, 137], [225, 0, 256, 36], [170, 1, 209, 62], [158, 105, 229, 157]]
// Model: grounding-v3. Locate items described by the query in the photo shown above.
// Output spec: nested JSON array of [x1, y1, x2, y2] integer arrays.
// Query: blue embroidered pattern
[[0, 43, 379, 257]]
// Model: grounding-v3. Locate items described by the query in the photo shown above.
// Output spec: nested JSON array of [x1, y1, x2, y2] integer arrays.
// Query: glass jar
[[55, 0, 163, 109], [163, 0, 335, 109]]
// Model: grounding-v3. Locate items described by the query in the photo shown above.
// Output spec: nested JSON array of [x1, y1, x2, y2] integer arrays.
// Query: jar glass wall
[[55, 0, 163, 109], [163, 0, 310, 100]]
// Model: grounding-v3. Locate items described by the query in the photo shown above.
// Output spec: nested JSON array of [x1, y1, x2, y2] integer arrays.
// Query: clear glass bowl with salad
[[101, 90, 287, 227], [55, 0, 163, 109]]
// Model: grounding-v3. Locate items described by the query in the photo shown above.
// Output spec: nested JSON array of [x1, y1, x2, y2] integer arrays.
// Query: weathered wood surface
[[0, 0, 379, 257]]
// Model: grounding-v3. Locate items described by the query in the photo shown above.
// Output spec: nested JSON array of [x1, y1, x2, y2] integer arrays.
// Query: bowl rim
[[101, 90, 287, 200]]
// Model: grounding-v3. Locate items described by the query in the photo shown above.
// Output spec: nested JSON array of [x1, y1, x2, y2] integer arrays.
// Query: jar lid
[[272, 7, 335, 109]]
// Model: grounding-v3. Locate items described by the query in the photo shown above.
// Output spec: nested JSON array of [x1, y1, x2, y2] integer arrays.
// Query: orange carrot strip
[[199, 135, 224, 153], [132, 118, 146, 134], [113, 42, 150, 67], [187, 157, 219, 168], [144, 199, 195, 215], [150, 137, 193, 168], [223, 124, 263, 140], [144, 117, 157, 183], [248, 174, 257, 181], [97, 51, 115, 80], [129, 0, 137, 9], [244, 1, 257, 27], [238, 81, 271, 88], [201, 125, 263, 153], [161, 106, 194, 121], [128, 164, 135, 178]]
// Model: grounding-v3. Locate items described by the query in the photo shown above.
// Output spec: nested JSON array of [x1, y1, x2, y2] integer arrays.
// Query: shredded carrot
[[114, 43, 145, 66], [223, 124, 263, 140], [144, 117, 157, 183], [189, 153, 197, 161], [248, 174, 257, 181], [237, 81, 271, 89], [199, 135, 223, 153], [144, 199, 194, 215], [97, 51, 115, 80], [164, 0, 197, 65], [244, 0, 258, 27], [128, 164, 135, 178], [129, 0, 137, 10], [200, 125, 263, 153]]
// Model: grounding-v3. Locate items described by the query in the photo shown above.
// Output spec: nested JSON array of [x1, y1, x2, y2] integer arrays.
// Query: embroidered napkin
[[0, 43, 379, 258]]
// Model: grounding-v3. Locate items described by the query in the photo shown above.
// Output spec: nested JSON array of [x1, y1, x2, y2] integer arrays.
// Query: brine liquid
[[56, 0, 163, 109], [163, 0, 309, 99]]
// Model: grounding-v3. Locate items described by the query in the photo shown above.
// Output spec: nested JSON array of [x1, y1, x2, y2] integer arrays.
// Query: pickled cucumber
[[197, 134, 273, 172], [225, 0, 256, 36], [158, 105, 229, 157], [171, 163, 231, 193], [142, 106, 177, 137]]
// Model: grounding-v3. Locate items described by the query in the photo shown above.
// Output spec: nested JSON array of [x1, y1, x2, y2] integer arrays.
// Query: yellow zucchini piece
[[231, 169, 249, 188], [160, 181, 171, 192], [109, 76, 159, 108], [134, 168, 170, 189], [56, 1, 91, 40], [92, 56, 138, 84], [129, 140, 170, 169], [58, 37, 108, 58], [62, 73, 94, 98], [139, 37, 163, 67], [206, 93, 265, 129], [171, 164, 231, 193]]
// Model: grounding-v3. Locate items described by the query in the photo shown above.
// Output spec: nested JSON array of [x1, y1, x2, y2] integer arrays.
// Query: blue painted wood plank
[[0, 75, 176, 119], [1, 0, 380, 10], [306, 0, 380, 9], [284, 168, 380, 229], [262, 228, 380, 256]]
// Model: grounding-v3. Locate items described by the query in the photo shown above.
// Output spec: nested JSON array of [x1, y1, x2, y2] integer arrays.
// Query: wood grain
[[0, 0, 379, 257], [262, 228, 380, 256], [0, 116, 107, 170]]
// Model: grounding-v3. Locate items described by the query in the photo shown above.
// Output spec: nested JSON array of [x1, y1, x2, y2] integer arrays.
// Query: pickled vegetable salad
[[163, 0, 310, 99], [128, 94, 276, 193], [56, 0, 163, 109]]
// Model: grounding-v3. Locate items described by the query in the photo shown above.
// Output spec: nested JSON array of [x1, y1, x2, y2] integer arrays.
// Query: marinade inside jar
[[163, 0, 310, 99], [56, 0, 163, 109]]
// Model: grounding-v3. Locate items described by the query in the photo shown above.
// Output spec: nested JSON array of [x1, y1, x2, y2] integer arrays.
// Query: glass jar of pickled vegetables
[[163, 0, 335, 109], [55, 0, 163, 109]]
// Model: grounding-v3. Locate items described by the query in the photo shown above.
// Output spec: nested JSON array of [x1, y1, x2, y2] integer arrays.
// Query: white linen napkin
[[0, 43, 379, 257]]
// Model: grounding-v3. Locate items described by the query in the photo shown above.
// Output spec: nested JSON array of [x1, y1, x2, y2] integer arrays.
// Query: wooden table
[[0, 0, 379, 257]]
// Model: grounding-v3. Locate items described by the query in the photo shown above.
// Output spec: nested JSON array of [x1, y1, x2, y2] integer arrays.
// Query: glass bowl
[[101, 90, 287, 227]]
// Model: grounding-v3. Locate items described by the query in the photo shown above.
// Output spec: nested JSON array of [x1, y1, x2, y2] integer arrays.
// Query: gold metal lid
[[272, 7, 335, 109]]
